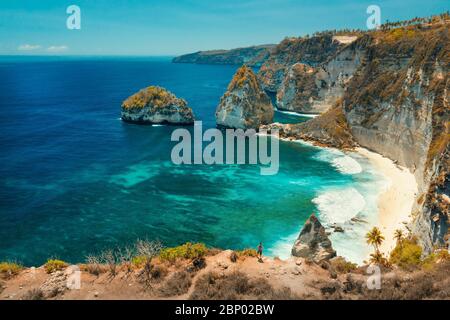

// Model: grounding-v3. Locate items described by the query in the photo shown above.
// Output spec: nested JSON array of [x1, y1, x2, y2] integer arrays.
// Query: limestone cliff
[[341, 22, 449, 252], [292, 214, 337, 262], [257, 33, 348, 93], [216, 66, 274, 129], [172, 44, 275, 67], [276, 37, 363, 114], [121, 86, 195, 125]]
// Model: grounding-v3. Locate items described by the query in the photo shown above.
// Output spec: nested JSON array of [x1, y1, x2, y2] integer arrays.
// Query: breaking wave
[[312, 187, 366, 225]]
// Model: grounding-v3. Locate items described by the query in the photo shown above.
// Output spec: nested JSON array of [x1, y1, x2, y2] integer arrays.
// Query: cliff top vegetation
[[122, 86, 187, 110]]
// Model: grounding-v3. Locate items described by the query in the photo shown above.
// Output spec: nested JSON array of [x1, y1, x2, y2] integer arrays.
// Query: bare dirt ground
[[2, 250, 449, 300], [0, 251, 338, 300]]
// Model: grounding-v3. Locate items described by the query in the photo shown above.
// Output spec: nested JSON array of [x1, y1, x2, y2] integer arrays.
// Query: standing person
[[257, 242, 263, 261]]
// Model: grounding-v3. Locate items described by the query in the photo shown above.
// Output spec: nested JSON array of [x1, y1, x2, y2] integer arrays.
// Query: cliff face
[[216, 66, 274, 129], [292, 214, 336, 262], [172, 44, 275, 67], [258, 33, 364, 114], [262, 18, 449, 252], [257, 33, 347, 93], [276, 40, 363, 113], [121, 86, 195, 125], [341, 23, 449, 252]]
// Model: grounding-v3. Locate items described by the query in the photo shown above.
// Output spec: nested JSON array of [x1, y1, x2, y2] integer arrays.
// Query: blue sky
[[0, 0, 448, 55]]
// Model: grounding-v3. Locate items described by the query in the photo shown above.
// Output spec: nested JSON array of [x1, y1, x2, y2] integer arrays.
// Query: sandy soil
[[356, 147, 418, 256], [0, 251, 333, 300]]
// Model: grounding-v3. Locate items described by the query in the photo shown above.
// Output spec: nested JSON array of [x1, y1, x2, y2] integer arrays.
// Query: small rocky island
[[215, 65, 274, 129], [121, 86, 195, 125]]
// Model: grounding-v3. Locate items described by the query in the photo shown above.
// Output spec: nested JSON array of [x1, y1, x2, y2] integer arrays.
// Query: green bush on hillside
[[159, 243, 208, 263], [422, 249, 450, 270], [44, 259, 68, 274], [0, 262, 23, 279], [236, 249, 258, 258], [389, 238, 422, 270]]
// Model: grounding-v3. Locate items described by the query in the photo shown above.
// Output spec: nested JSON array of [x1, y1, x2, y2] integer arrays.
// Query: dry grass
[[122, 86, 186, 110], [228, 65, 260, 91], [0, 262, 23, 279], [44, 259, 68, 274], [21, 288, 45, 300], [189, 271, 299, 300], [158, 271, 192, 297]]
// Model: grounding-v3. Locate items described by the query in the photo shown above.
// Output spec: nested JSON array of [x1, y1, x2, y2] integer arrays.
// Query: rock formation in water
[[292, 214, 337, 262], [121, 86, 195, 125], [215, 65, 274, 129], [172, 44, 275, 67]]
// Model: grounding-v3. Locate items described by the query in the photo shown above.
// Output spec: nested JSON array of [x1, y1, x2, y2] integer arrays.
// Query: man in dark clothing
[[257, 242, 263, 261]]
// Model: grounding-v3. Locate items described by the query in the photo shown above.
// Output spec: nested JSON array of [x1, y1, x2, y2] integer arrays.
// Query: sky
[[0, 0, 448, 56]]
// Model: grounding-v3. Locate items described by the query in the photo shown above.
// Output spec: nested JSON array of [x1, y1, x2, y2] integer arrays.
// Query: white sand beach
[[356, 147, 418, 257]]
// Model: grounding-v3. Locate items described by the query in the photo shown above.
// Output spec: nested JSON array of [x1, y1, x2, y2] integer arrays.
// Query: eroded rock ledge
[[261, 104, 357, 149]]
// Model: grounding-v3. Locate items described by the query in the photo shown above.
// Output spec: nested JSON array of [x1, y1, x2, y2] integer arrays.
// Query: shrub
[[150, 264, 168, 281], [422, 249, 450, 270], [236, 248, 258, 258], [389, 238, 422, 270], [0, 262, 23, 279], [84, 255, 105, 275], [362, 259, 450, 300], [158, 271, 192, 297], [190, 271, 298, 300], [330, 257, 358, 274], [131, 255, 147, 268], [22, 288, 45, 300], [100, 249, 119, 277], [135, 240, 163, 288], [229, 251, 238, 263], [44, 259, 68, 274], [159, 243, 208, 263], [117, 246, 135, 274]]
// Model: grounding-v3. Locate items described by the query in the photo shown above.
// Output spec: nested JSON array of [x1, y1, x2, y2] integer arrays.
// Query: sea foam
[[312, 187, 366, 225], [275, 109, 318, 118], [314, 149, 363, 175], [332, 156, 363, 174]]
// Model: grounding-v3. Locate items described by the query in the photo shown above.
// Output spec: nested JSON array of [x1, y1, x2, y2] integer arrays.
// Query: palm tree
[[369, 251, 390, 267], [369, 251, 384, 265], [366, 227, 385, 253], [394, 229, 404, 244]]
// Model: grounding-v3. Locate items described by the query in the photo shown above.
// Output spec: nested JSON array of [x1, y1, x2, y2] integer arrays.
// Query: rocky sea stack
[[121, 86, 195, 125], [215, 65, 274, 129], [292, 214, 337, 262]]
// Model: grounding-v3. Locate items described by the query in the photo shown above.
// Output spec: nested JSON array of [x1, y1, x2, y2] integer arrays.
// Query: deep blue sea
[[0, 56, 386, 266]]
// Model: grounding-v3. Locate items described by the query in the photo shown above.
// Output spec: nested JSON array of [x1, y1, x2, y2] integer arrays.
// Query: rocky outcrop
[[216, 66, 274, 129], [292, 214, 336, 262], [121, 86, 195, 125], [172, 45, 275, 67], [257, 33, 348, 93], [276, 38, 364, 114], [261, 104, 357, 149]]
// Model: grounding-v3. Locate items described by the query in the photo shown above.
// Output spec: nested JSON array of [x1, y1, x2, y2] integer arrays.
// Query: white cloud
[[47, 45, 68, 52], [18, 44, 41, 51]]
